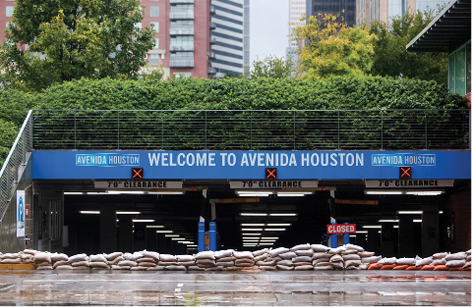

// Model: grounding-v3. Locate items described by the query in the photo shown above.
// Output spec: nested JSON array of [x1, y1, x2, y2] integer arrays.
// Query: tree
[[294, 13, 378, 79], [368, 8, 448, 84], [246, 55, 295, 79], [0, 0, 156, 91]]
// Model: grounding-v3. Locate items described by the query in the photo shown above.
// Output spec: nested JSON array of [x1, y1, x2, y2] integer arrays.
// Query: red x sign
[[265, 168, 277, 179], [132, 168, 143, 179], [399, 167, 411, 179]]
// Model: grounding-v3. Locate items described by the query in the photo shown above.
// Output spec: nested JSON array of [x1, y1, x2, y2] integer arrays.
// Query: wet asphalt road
[[0, 270, 470, 306]]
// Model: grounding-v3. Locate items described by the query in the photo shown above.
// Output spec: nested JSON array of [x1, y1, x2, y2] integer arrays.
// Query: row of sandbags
[[1, 243, 379, 271], [367, 250, 472, 271]]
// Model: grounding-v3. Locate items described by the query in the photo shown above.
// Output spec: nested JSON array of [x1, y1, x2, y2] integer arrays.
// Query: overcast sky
[[249, 0, 289, 66]]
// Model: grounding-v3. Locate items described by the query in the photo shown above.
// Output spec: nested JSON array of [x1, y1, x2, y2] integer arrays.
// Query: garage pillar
[[422, 207, 439, 257], [398, 216, 415, 257], [100, 205, 117, 253], [146, 228, 157, 251], [367, 229, 380, 255], [381, 223, 395, 257], [118, 215, 133, 252], [156, 233, 167, 253]]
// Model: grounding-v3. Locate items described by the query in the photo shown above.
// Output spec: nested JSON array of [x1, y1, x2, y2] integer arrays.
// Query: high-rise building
[[286, 0, 306, 77], [243, 0, 250, 75], [356, 0, 449, 26], [307, 0, 357, 27], [0, 0, 248, 79], [210, 0, 245, 78], [289, 0, 306, 48]]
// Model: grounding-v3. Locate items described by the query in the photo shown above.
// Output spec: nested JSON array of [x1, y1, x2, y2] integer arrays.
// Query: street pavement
[[0, 270, 470, 306]]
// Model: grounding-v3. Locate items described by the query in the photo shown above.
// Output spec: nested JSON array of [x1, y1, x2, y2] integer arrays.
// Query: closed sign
[[327, 224, 356, 234]]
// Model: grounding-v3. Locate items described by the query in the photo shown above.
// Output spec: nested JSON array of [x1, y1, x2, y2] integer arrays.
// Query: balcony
[[170, 12, 194, 19], [170, 45, 194, 51], [170, 60, 194, 67], [210, 37, 216, 44], [170, 28, 194, 35], [170, 0, 194, 3], [210, 6, 216, 15], [210, 22, 216, 29], [208, 67, 217, 74], [208, 51, 216, 59]]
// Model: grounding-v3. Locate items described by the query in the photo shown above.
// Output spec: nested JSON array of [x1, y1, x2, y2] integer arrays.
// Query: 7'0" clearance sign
[[327, 224, 356, 234]]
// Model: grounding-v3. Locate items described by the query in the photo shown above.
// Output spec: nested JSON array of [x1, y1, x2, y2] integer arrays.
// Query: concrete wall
[[0, 157, 33, 253]]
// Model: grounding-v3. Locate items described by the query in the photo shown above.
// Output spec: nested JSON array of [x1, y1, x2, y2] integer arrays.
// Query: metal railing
[[32, 109, 470, 151], [0, 110, 33, 225]]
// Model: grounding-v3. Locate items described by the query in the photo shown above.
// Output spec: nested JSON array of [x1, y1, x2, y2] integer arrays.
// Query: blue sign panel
[[32, 151, 471, 180]]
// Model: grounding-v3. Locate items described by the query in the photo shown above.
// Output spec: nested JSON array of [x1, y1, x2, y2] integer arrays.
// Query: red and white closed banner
[[327, 224, 356, 234]]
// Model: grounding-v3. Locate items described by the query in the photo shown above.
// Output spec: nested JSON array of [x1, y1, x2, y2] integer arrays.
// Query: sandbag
[[71, 261, 90, 267], [259, 265, 276, 270], [138, 262, 157, 267], [254, 254, 268, 262], [68, 254, 88, 263], [294, 265, 313, 270], [2, 253, 20, 259], [445, 252, 467, 261], [431, 258, 447, 266], [344, 260, 362, 268], [55, 265, 73, 270], [257, 259, 276, 266], [290, 243, 311, 251], [23, 249, 38, 255], [415, 257, 433, 267], [159, 254, 177, 262], [178, 261, 196, 266], [196, 259, 215, 266], [313, 252, 332, 259], [252, 248, 269, 257], [195, 251, 215, 260], [141, 251, 159, 260], [109, 256, 125, 265], [89, 262, 109, 269], [34, 252, 52, 264], [378, 257, 396, 265], [137, 257, 156, 263], [311, 244, 330, 252], [269, 247, 289, 258], [328, 246, 346, 254], [358, 251, 375, 257], [292, 261, 312, 266], [277, 260, 293, 266], [293, 256, 312, 263], [344, 244, 364, 252], [340, 249, 359, 255], [215, 250, 233, 259], [295, 249, 314, 257], [147, 266, 166, 271], [446, 259, 466, 268], [117, 260, 137, 267], [217, 256, 235, 262], [396, 258, 415, 266], [166, 265, 187, 271], [2, 258, 21, 264], [279, 252, 297, 259], [342, 254, 361, 261], [90, 254, 108, 263], [432, 252, 449, 259], [312, 258, 330, 265], [233, 251, 254, 259], [329, 255, 343, 262], [53, 260, 69, 268], [331, 262, 344, 270], [104, 252, 123, 261], [215, 261, 234, 267], [176, 255, 194, 262], [364, 257, 383, 265], [276, 264, 293, 271], [51, 253, 69, 262]]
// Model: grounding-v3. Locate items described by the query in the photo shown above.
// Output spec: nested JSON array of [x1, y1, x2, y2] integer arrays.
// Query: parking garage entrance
[[29, 149, 471, 258]]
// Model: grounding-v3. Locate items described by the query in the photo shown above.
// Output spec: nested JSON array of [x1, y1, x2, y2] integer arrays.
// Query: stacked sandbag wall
[[367, 250, 471, 271], [1, 245, 470, 272]]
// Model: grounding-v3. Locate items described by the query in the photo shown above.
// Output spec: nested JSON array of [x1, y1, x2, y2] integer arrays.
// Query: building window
[[467, 43, 471, 95], [150, 54, 160, 65], [6, 6, 14, 17], [134, 22, 142, 30], [150, 22, 159, 33], [150, 6, 159, 17], [153, 38, 159, 49]]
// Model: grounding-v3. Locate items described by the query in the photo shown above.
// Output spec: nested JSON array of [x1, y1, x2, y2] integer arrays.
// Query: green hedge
[[0, 75, 469, 163], [32, 75, 468, 111]]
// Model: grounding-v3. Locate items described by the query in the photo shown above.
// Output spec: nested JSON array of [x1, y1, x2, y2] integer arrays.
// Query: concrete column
[[398, 216, 415, 257], [133, 223, 146, 251], [367, 229, 380, 255], [118, 215, 133, 252], [100, 205, 117, 253], [422, 207, 439, 257], [381, 223, 395, 257], [156, 233, 167, 253], [146, 228, 157, 251]]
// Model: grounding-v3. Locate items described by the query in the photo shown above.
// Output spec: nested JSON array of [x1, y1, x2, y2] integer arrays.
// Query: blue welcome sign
[[32, 150, 471, 180]]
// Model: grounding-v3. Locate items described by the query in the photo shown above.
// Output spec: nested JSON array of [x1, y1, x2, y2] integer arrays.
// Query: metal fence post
[[205, 110, 208, 149], [425, 111, 428, 150], [74, 110, 77, 150], [381, 111, 384, 150], [250, 111, 253, 150], [117, 111, 120, 150], [337, 111, 340, 150], [293, 111, 296, 150]]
